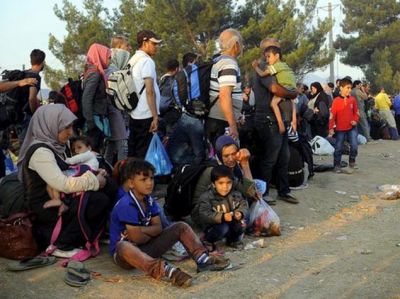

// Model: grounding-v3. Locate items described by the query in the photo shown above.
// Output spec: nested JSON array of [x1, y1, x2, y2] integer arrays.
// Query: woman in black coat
[[309, 82, 330, 137]]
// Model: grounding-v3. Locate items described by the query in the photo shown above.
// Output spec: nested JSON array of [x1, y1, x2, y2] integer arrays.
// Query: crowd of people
[[1, 27, 400, 288]]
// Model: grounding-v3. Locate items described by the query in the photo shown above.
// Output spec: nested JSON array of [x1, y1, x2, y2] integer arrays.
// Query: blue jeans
[[205, 221, 244, 243], [255, 121, 290, 196], [334, 127, 358, 166], [166, 113, 206, 168]]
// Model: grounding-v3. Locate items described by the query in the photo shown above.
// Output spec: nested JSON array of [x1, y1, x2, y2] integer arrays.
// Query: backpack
[[288, 144, 305, 188], [0, 70, 26, 129], [106, 55, 146, 112], [60, 78, 82, 115], [0, 173, 26, 218], [159, 74, 176, 115], [164, 163, 210, 219], [172, 58, 220, 118]]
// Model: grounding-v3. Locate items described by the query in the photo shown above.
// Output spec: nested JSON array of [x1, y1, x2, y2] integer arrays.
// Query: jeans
[[334, 127, 358, 166], [205, 221, 244, 243], [358, 111, 371, 140], [166, 113, 206, 168], [255, 121, 290, 196], [104, 139, 128, 165], [114, 222, 206, 279]]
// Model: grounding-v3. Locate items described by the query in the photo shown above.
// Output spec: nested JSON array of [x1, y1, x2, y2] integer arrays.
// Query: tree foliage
[[336, 0, 400, 93], [46, 0, 333, 89]]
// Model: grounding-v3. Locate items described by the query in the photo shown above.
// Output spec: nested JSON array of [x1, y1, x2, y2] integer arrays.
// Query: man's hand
[[350, 120, 357, 126], [224, 212, 233, 222], [328, 129, 335, 137], [234, 211, 242, 221], [149, 117, 159, 132], [229, 125, 239, 141], [235, 148, 250, 165], [18, 78, 37, 87]]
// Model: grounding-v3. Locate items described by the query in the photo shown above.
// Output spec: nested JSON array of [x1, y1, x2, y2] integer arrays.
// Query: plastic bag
[[249, 200, 281, 236], [310, 135, 334, 155], [145, 133, 173, 176]]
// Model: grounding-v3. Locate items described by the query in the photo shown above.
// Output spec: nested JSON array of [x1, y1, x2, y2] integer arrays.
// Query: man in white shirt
[[128, 30, 161, 158]]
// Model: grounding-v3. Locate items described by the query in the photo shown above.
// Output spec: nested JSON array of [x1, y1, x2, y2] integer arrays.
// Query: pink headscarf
[[84, 43, 111, 85]]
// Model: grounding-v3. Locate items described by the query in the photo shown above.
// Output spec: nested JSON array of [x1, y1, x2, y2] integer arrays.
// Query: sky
[[0, 0, 364, 88]]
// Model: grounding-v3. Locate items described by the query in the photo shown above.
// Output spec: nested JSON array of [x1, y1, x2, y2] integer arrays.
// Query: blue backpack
[[172, 57, 220, 118]]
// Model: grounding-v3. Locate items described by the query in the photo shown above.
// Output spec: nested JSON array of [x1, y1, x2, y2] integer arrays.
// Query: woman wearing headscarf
[[104, 48, 130, 164], [17, 104, 111, 251], [81, 43, 112, 152], [308, 82, 330, 137]]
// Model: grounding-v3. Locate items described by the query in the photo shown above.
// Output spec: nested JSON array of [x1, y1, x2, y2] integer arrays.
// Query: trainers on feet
[[197, 255, 230, 272], [333, 166, 342, 173], [278, 194, 299, 204], [226, 240, 244, 250], [349, 162, 358, 169], [170, 268, 193, 287], [262, 195, 276, 206]]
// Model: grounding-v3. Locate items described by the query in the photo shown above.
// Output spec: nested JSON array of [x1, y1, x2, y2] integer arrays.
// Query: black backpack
[[288, 144, 304, 188], [172, 57, 221, 118], [164, 163, 211, 219], [60, 78, 84, 128], [0, 70, 26, 129], [0, 173, 26, 218]]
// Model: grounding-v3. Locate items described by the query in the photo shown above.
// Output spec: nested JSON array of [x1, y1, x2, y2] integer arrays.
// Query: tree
[[237, 0, 333, 81], [335, 0, 400, 93], [45, 0, 112, 89]]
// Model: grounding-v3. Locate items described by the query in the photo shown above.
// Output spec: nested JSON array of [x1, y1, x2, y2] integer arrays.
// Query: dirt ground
[[2, 139, 400, 299]]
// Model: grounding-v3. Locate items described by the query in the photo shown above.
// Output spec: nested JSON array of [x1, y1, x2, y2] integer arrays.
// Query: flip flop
[[64, 261, 91, 287], [7, 256, 56, 271]]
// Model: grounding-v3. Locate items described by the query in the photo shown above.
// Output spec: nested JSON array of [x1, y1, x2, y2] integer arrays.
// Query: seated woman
[[191, 135, 259, 227], [17, 104, 111, 254]]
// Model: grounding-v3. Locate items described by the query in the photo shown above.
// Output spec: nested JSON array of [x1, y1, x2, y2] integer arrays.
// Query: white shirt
[[128, 50, 160, 119]]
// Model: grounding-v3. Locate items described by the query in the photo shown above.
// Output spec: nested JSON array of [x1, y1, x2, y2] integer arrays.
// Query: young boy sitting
[[109, 159, 230, 288], [252, 45, 297, 135], [198, 165, 249, 249], [328, 77, 359, 173]]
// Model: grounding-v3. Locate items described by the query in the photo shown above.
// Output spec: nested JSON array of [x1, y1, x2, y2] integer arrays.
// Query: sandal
[[7, 256, 56, 271], [64, 261, 91, 287]]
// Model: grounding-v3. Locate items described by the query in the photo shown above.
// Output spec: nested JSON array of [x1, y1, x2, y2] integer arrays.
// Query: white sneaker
[[171, 242, 188, 257], [51, 248, 81, 258]]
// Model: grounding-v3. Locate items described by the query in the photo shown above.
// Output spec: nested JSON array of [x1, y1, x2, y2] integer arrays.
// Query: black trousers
[[205, 118, 228, 147], [128, 117, 153, 158]]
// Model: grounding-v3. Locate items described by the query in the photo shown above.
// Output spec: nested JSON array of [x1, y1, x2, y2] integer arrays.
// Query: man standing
[[252, 38, 299, 204], [206, 28, 243, 145], [128, 30, 161, 158], [351, 80, 372, 141]]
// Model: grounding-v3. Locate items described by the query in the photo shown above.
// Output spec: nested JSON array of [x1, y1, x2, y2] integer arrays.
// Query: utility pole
[[328, 2, 334, 83], [318, 2, 340, 82]]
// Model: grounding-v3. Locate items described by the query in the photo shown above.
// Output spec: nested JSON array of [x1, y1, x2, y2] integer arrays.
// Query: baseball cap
[[137, 30, 162, 45], [260, 38, 281, 50]]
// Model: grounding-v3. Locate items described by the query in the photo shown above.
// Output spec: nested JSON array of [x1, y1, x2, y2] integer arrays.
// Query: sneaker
[[51, 248, 81, 258], [341, 167, 354, 174], [277, 194, 299, 204], [262, 195, 276, 206], [170, 268, 193, 288], [333, 166, 342, 173], [349, 162, 358, 169], [226, 240, 244, 250], [197, 255, 230, 272]]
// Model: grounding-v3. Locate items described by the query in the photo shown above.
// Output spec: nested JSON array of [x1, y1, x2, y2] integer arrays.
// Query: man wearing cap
[[127, 30, 162, 158], [252, 38, 299, 204], [206, 28, 244, 146]]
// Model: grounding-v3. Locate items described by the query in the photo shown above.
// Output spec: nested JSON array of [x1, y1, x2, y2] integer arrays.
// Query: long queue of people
[[1, 27, 398, 288]]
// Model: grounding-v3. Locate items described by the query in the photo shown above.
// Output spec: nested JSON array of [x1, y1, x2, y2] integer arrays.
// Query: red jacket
[[329, 95, 359, 131]]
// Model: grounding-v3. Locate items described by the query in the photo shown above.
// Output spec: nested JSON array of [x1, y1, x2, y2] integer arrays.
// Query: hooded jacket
[[197, 186, 249, 229]]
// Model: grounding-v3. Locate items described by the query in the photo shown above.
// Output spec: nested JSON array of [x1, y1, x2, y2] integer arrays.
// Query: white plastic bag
[[249, 200, 281, 236], [310, 135, 334, 155]]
